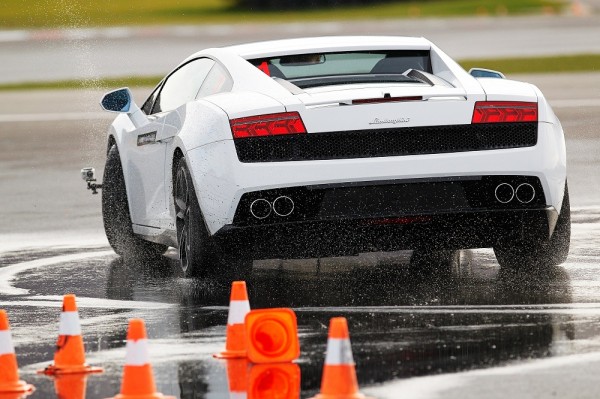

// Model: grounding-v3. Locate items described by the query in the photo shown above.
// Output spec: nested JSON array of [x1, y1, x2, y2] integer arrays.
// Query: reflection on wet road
[[1, 209, 599, 398]]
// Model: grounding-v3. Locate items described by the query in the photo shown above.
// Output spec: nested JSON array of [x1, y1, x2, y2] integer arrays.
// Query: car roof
[[220, 36, 432, 59]]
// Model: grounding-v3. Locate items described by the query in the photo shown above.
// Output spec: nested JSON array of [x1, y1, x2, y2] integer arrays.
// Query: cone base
[[0, 380, 34, 394], [213, 350, 246, 359], [109, 394, 176, 399], [309, 393, 373, 399], [37, 364, 104, 375]]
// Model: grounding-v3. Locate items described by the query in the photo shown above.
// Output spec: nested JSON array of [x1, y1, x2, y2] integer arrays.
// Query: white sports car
[[98, 36, 569, 277]]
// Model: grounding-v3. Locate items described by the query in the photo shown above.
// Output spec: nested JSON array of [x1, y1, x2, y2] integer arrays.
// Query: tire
[[102, 144, 167, 258], [174, 157, 253, 278], [174, 158, 219, 277], [494, 183, 571, 270]]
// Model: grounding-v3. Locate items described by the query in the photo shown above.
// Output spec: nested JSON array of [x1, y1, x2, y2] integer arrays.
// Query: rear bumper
[[186, 121, 566, 235], [214, 207, 558, 259]]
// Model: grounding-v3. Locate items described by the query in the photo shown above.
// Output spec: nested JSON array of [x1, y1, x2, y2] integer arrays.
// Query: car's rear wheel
[[174, 157, 254, 279], [494, 183, 571, 270], [102, 144, 167, 258]]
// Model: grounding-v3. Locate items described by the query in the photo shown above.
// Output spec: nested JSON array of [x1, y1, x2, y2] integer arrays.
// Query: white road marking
[[0, 295, 174, 310], [0, 112, 111, 123], [0, 250, 113, 295], [296, 303, 600, 315]]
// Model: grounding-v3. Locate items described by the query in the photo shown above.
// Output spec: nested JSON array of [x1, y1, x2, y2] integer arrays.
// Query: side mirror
[[468, 68, 506, 79], [100, 87, 148, 128], [101, 88, 132, 113]]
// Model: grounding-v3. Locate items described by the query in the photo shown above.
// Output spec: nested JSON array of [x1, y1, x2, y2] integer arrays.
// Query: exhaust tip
[[273, 196, 294, 217], [250, 199, 272, 219], [515, 183, 535, 204], [495, 183, 515, 204]]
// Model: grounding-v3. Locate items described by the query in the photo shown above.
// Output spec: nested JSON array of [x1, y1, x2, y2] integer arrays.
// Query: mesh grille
[[234, 122, 537, 163]]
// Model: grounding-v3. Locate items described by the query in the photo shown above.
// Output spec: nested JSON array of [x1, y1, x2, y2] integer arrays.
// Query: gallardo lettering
[[369, 117, 410, 125]]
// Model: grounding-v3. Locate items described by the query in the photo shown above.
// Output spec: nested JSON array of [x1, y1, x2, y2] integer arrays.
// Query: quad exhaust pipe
[[250, 199, 272, 219], [494, 183, 536, 204], [250, 196, 295, 219], [273, 196, 295, 217], [515, 183, 535, 204]]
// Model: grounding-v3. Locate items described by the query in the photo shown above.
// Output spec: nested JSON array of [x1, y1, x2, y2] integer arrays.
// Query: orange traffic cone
[[225, 359, 250, 399], [310, 317, 371, 399], [245, 308, 299, 364], [108, 319, 175, 399], [53, 374, 87, 399], [214, 281, 251, 359], [0, 310, 34, 395], [248, 363, 300, 399], [38, 294, 103, 375]]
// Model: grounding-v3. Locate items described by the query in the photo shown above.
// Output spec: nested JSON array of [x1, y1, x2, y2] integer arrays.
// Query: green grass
[[0, 77, 161, 91], [0, 0, 565, 29], [461, 54, 600, 74], [1, 53, 598, 92]]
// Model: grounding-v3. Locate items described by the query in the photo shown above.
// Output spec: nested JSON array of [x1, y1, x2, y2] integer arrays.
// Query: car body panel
[[102, 36, 567, 253]]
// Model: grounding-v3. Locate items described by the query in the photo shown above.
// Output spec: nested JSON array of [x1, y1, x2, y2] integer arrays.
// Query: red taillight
[[230, 112, 307, 139], [472, 101, 538, 124]]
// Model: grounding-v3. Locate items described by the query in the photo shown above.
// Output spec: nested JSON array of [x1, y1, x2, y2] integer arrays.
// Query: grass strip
[[0, 53, 598, 92], [461, 54, 600, 75], [0, 77, 162, 91], [0, 0, 564, 29]]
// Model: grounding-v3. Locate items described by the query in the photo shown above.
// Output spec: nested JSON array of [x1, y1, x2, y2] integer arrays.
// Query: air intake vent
[[234, 122, 537, 162]]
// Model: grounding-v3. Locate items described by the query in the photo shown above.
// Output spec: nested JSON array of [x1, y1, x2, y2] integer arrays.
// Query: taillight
[[230, 112, 307, 139], [472, 101, 537, 124]]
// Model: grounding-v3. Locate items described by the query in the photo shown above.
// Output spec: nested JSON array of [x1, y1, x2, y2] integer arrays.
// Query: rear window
[[249, 50, 431, 88]]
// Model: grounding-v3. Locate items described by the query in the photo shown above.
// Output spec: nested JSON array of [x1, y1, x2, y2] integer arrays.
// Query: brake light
[[472, 101, 537, 124], [230, 112, 307, 139]]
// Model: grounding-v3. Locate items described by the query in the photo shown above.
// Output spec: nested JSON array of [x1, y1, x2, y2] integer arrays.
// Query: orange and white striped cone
[[0, 310, 34, 395], [108, 319, 175, 399], [214, 281, 251, 359], [38, 294, 103, 375], [310, 317, 372, 399]]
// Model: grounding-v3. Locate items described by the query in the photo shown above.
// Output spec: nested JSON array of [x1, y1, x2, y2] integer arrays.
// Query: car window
[[152, 58, 215, 114], [249, 50, 432, 89], [141, 81, 163, 115], [197, 62, 233, 98]]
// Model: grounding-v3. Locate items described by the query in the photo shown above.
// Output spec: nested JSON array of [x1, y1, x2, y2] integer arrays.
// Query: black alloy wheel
[[174, 158, 218, 277]]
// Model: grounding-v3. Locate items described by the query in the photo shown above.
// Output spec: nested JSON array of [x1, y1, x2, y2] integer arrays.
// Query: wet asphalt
[[2, 229, 600, 398], [0, 73, 600, 398]]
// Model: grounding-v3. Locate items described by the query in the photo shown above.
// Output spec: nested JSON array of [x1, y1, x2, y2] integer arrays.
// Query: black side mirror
[[468, 68, 506, 79], [100, 87, 148, 128], [101, 88, 132, 113]]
